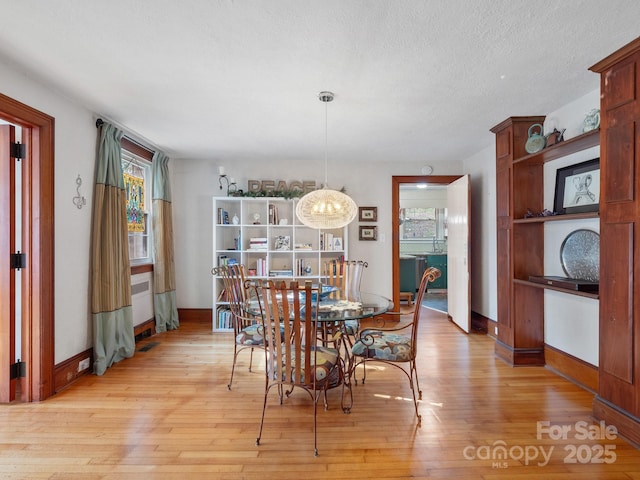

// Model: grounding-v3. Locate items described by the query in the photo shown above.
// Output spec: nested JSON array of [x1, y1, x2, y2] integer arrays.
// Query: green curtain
[[91, 122, 135, 375], [152, 151, 179, 332]]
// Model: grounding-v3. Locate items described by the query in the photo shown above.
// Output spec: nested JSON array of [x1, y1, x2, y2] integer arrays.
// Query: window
[[401, 207, 436, 239], [401, 207, 447, 240], [122, 147, 152, 265]]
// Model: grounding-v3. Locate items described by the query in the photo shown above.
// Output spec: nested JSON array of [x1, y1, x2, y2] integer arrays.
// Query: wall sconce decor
[[72, 174, 86, 209], [218, 166, 238, 196]]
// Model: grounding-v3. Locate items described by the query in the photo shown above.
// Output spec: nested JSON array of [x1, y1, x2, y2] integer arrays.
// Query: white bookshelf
[[212, 196, 348, 331]]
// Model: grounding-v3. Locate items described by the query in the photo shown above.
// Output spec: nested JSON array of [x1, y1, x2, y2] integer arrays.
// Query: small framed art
[[553, 158, 600, 215], [358, 206, 377, 222], [359, 225, 377, 241]]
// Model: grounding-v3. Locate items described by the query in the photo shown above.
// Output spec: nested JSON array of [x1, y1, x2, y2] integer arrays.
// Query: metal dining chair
[[213, 264, 264, 390], [323, 259, 368, 332], [255, 280, 343, 457], [351, 267, 441, 426], [324, 259, 367, 295]]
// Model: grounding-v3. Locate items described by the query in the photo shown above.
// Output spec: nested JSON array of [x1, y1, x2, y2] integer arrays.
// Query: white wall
[[463, 144, 497, 320], [0, 56, 96, 363], [541, 89, 601, 365], [172, 158, 464, 309]]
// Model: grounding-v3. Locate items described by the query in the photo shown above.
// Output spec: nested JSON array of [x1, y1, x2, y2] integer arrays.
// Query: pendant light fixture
[[295, 91, 358, 229]]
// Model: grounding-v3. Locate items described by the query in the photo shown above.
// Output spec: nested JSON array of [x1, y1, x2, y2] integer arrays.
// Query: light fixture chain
[[324, 98, 328, 187], [295, 90, 357, 230]]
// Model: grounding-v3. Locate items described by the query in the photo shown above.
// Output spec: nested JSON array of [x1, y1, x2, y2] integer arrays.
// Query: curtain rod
[[95, 117, 159, 155]]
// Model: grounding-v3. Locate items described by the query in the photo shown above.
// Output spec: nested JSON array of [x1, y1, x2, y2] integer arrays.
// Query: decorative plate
[[525, 135, 546, 154], [583, 109, 600, 132], [560, 229, 599, 282]]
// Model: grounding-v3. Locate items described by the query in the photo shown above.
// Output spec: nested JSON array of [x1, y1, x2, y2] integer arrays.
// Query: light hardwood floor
[[1, 307, 640, 479]]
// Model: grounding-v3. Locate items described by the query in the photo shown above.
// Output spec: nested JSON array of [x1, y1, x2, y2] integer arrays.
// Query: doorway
[[0, 93, 55, 402], [392, 175, 470, 331], [399, 184, 448, 312]]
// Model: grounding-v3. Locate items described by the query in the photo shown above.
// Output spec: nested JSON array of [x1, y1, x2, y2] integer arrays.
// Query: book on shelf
[[268, 204, 279, 225], [249, 237, 268, 250], [296, 258, 313, 276], [323, 256, 345, 275], [216, 288, 228, 302], [217, 255, 238, 266], [320, 232, 334, 250], [528, 275, 599, 292], [253, 257, 267, 276], [294, 243, 313, 250], [269, 269, 294, 277], [217, 308, 233, 329], [217, 208, 230, 225]]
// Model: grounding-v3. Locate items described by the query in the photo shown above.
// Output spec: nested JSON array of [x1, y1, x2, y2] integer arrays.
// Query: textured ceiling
[[0, 1, 639, 166]]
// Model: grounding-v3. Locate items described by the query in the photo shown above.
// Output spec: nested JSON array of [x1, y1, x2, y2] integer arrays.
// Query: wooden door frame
[[0, 92, 55, 402], [392, 175, 461, 311]]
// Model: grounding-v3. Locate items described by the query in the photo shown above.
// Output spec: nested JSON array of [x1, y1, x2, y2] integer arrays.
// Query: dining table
[[245, 284, 393, 413]]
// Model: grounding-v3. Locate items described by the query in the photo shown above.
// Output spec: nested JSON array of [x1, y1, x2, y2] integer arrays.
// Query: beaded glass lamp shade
[[295, 186, 357, 229]]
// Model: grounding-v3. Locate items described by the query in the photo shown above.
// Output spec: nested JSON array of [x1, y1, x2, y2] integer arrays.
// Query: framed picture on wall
[[553, 158, 600, 215], [358, 206, 377, 222], [359, 225, 377, 241]]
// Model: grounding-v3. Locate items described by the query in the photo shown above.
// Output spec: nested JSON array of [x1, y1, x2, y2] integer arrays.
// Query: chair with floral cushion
[[214, 264, 264, 390], [351, 267, 441, 426], [255, 280, 342, 457]]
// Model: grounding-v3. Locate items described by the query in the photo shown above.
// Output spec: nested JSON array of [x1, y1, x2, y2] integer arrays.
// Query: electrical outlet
[[494, 326, 498, 335], [78, 358, 90, 372]]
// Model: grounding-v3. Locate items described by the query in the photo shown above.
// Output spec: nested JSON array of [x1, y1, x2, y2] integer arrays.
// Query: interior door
[[446, 175, 470, 332], [0, 124, 16, 401], [0, 93, 56, 402]]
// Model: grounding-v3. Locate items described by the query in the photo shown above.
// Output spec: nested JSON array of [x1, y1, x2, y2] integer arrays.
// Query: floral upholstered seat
[[235, 323, 264, 346], [275, 345, 340, 385], [351, 331, 412, 361]]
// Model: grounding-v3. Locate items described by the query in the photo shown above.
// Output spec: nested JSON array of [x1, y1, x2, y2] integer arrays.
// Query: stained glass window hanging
[[123, 171, 145, 232]]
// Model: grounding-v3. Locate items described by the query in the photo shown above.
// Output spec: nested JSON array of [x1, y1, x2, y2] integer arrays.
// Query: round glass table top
[[245, 290, 392, 322], [315, 291, 393, 322]]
